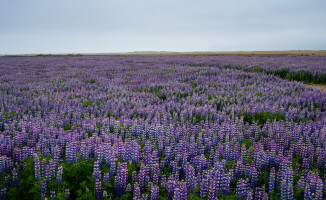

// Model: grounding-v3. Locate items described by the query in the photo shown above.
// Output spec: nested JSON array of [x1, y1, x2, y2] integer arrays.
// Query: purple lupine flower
[[200, 178, 208, 199], [236, 178, 248, 200], [288, 184, 294, 200], [235, 160, 244, 179], [12, 168, 18, 188], [316, 147, 323, 169], [120, 163, 128, 192], [41, 159, 47, 178], [103, 173, 110, 184], [167, 177, 176, 200], [41, 180, 47, 200], [34, 154, 41, 181], [109, 154, 117, 178], [150, 185, 159, 200], [80, 142, 89, 161], [95, 178, 102, 200], [49, 159, 55, 178], [65, 142, 77, 164], [160, 174, 167, 188], [280, 167, 294, 200], [268, 167, 275, 194], [302, 158, 309, 176], [173, 188, 181, 200], [315, 178, 323, 200], [151, 164, 159, 185], [184, 163, 195, 192], [297, 176, 305, 190], [247, 190, 253, 200], [53, 146, 60, 169], [50, 191, 56, 199], [4, 176, 10, 187], [280, 179, 289, 200], [304, 183, 312, 200], [207, 180, 216, 200], [141, 194, 148, 200], [255, 186, 268, 200], [133, 182, 140, 200], [147, 182, 153, 193], [241, 145, 247, 163], [222, 171, 232, 195], [126, 183, 132, 193], [1, 188, 6, 200], [45, 165, 51, 182], [138, 166, 146, 191], [65, 189, 70, 199], [179, 181, 187, 200], [250, 166, 258, 189], [114, 163, 128, 195], [132, 171, 138, 185], [93, 160, 101, 180], [56, 166, 63, 186]]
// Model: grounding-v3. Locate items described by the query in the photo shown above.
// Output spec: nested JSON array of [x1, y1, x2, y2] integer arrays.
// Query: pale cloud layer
[[1, 0, 325, 54]]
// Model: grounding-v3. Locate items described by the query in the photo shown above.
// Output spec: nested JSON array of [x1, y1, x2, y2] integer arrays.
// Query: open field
[[2, 50, 326, 57], [0, 55, 326, 199], [111, 50, 326, 56]]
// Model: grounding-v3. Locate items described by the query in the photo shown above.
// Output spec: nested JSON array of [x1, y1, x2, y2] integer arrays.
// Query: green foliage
[[218, 192, 237, 200], [108, 112, 115, 118], [252, 66, 264, 73], [285, 70, 326, 84], [190, 83, 197, 89], [155, 93, 166, 101], [2, 112, 9, 119], [193, 113, 201, 124], [86, 79, 96, 83], [64, 124, 72, 131], [225, 161, 234, 170], [150, 86, 163, 93], [240, 139, 253, 149], [82, 101, 93, 108], [269, 68, 290, 78], [294, 187, 305, 200], [117, 193, 132, 199], [239, 112, 285, 125]]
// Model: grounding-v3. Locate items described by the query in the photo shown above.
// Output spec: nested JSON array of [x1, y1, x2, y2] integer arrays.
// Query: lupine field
[[1, 55, 326, 200]]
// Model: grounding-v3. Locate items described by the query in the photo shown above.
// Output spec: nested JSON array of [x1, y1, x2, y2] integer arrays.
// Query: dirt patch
[[305, 84, 326, 92]]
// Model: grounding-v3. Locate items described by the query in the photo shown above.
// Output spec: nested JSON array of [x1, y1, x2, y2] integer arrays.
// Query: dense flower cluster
[[0, 55, 326, 199]]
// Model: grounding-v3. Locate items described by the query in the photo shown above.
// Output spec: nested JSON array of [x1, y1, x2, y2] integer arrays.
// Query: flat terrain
[[112, 50, 326, 56], [0, 55, 326, 199], [2, 50, 326, 57]]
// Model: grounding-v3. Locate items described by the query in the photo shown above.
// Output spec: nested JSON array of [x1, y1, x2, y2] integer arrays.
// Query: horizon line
[[1, 50, 326, 57]]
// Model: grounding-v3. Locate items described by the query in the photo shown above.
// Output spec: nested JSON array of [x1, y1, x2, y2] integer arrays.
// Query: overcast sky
[[1, 0, 326, 54]]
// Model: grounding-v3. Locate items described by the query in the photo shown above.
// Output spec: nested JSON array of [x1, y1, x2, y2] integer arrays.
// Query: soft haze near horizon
[[0, 0, 326, 54]]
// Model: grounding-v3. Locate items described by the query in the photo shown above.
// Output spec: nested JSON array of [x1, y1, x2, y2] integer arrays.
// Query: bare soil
[[305, 84, 326, 92]]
